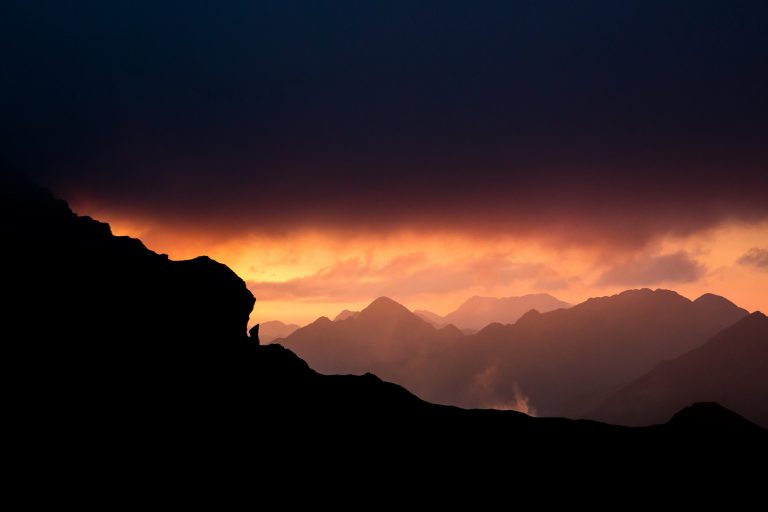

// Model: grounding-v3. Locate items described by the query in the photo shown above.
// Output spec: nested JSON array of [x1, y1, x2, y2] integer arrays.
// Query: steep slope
[[590, 312, 768, 427]]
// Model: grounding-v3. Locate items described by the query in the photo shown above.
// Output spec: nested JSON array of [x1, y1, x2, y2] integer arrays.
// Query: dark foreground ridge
[[4, 177, 765, 467]]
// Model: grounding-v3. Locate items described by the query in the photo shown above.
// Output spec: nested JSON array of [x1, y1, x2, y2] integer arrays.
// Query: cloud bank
[[3, 2, 767, 247], [596, 251, 705, 286]]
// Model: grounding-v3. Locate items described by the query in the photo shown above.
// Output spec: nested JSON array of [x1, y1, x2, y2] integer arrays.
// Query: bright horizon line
[[251, 287, 756, 328], [69, 201, 768, 328]]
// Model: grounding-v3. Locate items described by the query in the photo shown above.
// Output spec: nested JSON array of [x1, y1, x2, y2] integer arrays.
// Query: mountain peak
[[667, 402, 763, 432], [693, 292, 748, 316], [694, 292, 739, 307], [361, 296, 412, 317]]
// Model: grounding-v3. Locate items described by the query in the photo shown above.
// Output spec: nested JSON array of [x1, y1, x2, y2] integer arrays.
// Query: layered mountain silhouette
[[253, 341, 766, 453], [590, 312, 768, 427], [413, 309, 447, 326], [414, 309, 477, 334], [281, 290, 749, 418], [435, 293, 572, 330], [281, 297, 465, 396], [5, 177, 764, 464], [334, 309, 360, 321], [258, 320, 301, 343], [462, 289, 749, 416]]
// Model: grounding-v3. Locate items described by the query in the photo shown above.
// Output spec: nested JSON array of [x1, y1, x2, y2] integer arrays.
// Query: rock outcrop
[[3, 176, 255, 348]]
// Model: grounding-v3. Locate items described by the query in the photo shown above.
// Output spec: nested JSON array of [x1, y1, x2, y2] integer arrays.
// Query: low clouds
[[596, 251, 705, 286], [248, 253, 559, 302], [738, 248, 768, 270]]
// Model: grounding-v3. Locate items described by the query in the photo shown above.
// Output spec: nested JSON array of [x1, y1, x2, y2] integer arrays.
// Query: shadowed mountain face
[[590, 312, 768, 427], [282, 290, 748, 416], [461, 289, 749, 416], [440, 294, 572, 330], [5, 178, 764, 465], [258, 320, 301, 343]]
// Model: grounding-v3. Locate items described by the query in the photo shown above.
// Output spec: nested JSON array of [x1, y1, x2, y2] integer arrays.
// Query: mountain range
[[280, 297, 465, 396], [260, 293, 570, 337], [4, 177, 765, 468], [280, 289, 763, 425], [416, 293, 571, 330]]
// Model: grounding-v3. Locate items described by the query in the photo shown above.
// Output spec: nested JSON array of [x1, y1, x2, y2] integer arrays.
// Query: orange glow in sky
[[75, 200, 768, 326]]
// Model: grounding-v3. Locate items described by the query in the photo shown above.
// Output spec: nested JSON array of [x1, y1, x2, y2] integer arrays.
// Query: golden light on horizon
[[79, 202, 768, 325]]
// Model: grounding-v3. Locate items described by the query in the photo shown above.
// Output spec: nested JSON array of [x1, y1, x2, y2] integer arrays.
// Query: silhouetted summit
[[281, 296, 463, 398], [4, 177, 254, 346], [666, 402, 765, 434], [359, 296, 420, 321]]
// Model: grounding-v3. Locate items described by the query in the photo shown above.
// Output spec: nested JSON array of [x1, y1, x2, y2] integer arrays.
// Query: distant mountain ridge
[[413, 309, 446, 327], [282, 297, 465, 395], [462, 288, 748, 417], [282, 289, 749, 417], [440, 293, 572, 330], [334, 309, 360, 321], [258, 320, 301, 343]]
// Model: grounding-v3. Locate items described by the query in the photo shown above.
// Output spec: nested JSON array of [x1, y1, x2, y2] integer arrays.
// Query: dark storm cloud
[[595, 251, 705, 286], [3, 1, 767, 243]]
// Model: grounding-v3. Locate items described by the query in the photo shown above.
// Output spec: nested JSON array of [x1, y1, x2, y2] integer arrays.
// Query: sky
[[3, 1, 767, 324]]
